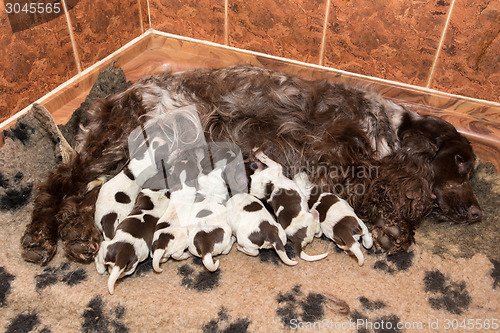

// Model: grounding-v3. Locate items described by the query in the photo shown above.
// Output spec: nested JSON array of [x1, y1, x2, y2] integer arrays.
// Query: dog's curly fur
[[21, 65, 482, 264]]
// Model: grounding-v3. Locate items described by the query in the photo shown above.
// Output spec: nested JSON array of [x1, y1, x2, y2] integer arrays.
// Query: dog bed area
[[0, 66, 499, 333]]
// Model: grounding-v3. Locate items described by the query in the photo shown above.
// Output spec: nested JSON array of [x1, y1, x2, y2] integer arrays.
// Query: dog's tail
[[291, 231, 328, 262], [202, 252, 220, 272], [300, 251, 329, 262], [108, 266, 125, 295], [152, 248, 167, 273], [349, 242, 365, 266], [271, 234, 297, 266], [361, 231, 373, 249]]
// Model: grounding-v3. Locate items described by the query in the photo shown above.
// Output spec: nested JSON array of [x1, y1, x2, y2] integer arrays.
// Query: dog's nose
[[468, 205, 482, 223]]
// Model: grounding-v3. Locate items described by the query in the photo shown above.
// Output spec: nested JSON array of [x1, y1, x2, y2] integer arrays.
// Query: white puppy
[[226, 193, 297, 265], [151, 222, 190, 273], [250, 149, 327, 262], [187, 222, 234, 272], [95, 189, 170, 294], [94, 136, 167, 241], [294, 172, 373, 265]]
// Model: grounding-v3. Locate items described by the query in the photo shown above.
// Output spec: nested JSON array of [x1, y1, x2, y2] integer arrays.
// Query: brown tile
[[150, 0, 225, 44], [430, 0, 500, 102], [0, 0, 77, 122], [68, 0, 143, 70], [228, 0, 326, 64], [323, 0, 449, 86]]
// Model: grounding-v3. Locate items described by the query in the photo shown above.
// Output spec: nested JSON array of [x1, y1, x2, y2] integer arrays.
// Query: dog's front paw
[[371, 219, 413, 255], [59, 217, 100, 263], [21, 227, 57, 265]]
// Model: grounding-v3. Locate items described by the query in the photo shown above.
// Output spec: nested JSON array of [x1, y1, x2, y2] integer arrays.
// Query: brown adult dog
[[21, 65, 482, 264]]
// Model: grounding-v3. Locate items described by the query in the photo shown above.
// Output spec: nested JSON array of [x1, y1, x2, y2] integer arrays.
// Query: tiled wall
[[0, 0, 145, 121], [1, 0, 498, 122]]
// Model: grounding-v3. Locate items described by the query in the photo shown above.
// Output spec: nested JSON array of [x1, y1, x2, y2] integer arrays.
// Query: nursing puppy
[[152, 163, 231, 272], [93, 167, 141, 241], [149, 153, 202, 271], [226, 193, 297, 265], [187, 222, 234, 272], [313, 193, 373, 265], [95, 188, 170, 294], [94, 135, 168, 241], [186, 168, 234, 272], [250, 149, 327, 262], [151, 223, 189, 273], [294, 172, 372, 265]]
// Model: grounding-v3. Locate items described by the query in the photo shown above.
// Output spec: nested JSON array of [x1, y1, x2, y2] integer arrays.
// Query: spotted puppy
[[226, 193, 297, 265], [187, 222, 234, 272], [151, 223, 189, 273], [94, 136, 167, 241], [294, 172, 373, 265], [186, 168, 234, 272], [95, 188, 170, 294], [250, 149, 327, 262], [150, 152, 205, 271], [152, 162, 232, 272]]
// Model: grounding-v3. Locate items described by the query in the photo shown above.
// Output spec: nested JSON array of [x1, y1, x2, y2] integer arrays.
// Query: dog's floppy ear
[[400, 130, 439, 158], [397, 113, 456, 159]]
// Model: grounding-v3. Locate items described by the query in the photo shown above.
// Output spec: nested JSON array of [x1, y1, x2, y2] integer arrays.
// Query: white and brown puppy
[[226, 193, 297, 265], [250, 149, 327, 262], [186, 168, 234, 272], [187, 222, 234, 272], [294, 172, 373, 265], [313, 193, 373, 266], [95, 188, 170, 294], [94, 136, 167, 241], [94, 166, 141, 241], [151, 223, 190, 273], [149, 156, 203, 271], [151, 164, 230, 272]]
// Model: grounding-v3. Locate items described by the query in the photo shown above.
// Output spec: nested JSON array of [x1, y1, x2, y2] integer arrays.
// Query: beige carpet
[[0, 73, 499, 333]]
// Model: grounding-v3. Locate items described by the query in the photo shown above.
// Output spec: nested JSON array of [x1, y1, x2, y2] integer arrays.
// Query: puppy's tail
[[291, 233, 328, 262], [300, 251, 329, 262], [202, 253, 220, 272], [108, 266, 125, 295], [361, 232, 373, 249], [272, 236, 297, 266], [350, 242, 365, 266], [152, 248, 167, 273]]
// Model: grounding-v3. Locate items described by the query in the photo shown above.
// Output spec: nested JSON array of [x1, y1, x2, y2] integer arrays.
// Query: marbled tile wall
[[0, 0, 145, 122], [151, 0, 499, 103]]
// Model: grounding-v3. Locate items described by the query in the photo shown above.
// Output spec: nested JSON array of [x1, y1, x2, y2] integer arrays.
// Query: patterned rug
[[1, 68, 499, 333]]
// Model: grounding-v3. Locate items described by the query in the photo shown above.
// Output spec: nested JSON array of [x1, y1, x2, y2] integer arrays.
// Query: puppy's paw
[[371, 219, 412, 255]]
